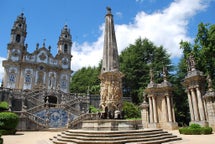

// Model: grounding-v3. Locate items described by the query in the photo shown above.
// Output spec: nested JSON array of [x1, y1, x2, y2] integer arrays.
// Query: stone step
[[50, 129, 182, 144], [59, 132, 171, 141], [62, 129, 165, 137], [56, 133, 178, 143]]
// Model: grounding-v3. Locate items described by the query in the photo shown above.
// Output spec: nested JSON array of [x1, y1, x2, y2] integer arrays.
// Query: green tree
[[70, 65, 101, 94], [122, 101, 141, 119], [175, 23, 215, 126], [195, 23, 215, 87], [119, 38, 172, 104]]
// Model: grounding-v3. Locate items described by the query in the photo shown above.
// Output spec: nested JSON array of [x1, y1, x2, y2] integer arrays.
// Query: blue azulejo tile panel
[[35, 108, 75, 128]]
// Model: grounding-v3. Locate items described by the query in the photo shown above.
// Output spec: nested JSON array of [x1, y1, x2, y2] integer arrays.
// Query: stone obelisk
[[99, 7, 124, 116]]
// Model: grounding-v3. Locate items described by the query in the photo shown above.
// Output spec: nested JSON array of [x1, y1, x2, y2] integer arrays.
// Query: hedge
[[0, 101, 9, 111], [0, 112, 19, 135], [179, 123, 213, 135]]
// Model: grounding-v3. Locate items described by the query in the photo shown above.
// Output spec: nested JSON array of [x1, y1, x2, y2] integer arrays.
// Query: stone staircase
[[50, 129, 182, 144]]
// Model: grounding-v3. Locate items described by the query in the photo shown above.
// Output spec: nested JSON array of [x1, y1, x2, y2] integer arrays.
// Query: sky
[[0, 0, 215, 82]]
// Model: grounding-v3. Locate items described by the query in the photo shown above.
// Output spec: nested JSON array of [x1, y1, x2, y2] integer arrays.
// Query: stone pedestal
[[161, 122, 179, 130], [204, 90, 215, 131], [16, 112, 27, 130], [140, 101, 149, 128], [145, 80, 178, 130], [99, 71, 123, 114], [183, 69, 208, 127], [82, 119, 142, 131]]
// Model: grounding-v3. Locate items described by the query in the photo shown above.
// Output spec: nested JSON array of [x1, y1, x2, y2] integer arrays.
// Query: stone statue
[[150, 68, 154, 83], [187, 54, 196, 71]]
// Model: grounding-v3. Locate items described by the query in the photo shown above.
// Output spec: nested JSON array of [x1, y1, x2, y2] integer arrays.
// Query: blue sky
[[0, 0, 215, 81]]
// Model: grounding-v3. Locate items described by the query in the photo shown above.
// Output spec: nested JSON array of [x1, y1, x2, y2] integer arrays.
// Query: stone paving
[[2, 130, 215, 144]]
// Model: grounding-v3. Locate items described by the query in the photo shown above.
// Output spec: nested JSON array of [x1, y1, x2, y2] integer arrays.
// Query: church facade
[[0, 13, 91, 130], [2, 13, 72, 93]]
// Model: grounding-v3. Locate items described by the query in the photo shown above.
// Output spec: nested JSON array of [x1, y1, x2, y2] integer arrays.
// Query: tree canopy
[[119, 38, 172, 104], [180, 23, 215, 88], [70, 65, 101, 94]]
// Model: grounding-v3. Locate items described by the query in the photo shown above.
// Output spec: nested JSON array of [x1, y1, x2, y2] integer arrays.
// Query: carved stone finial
[[163, 66, 167, 82], [43, 39, 46, 47], [143, 92, 147, 102], [207, 74, 213, 91], [106, 6, 111, 14]]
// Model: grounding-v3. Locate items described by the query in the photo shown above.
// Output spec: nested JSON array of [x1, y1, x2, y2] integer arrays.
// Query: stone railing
[[27, 104, 46, 114], [27, 95, 44, 106], [62, 104, 81, 116], [14, 111, 47, 129], [68, 113, 98, 129], [24, 111, 47, 128]]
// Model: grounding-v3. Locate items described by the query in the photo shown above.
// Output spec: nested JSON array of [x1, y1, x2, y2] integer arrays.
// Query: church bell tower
[[2, 13, 27, 89]]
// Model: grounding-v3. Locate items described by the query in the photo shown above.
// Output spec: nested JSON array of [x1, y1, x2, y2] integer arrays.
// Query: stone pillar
[[152, 96, 157, 123], [163, 96, 168, 122], [191, 88, 200, 121], [203, 90, 215, 131], [140, 101, 149, 128], [187, 90, 194, 121], [171, 97, 176, 122], [196, 87, 206, 121], [149, 97, 154, 123], [166, 95, 172, 122]]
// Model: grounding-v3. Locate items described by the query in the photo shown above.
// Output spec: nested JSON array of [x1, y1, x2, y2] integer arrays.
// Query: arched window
[[9, 74, 16, 83], [25, 74, 31, 84], [16, 34, 21, 43], [64, 44, 68, 53], [61, 76, 67, 89]]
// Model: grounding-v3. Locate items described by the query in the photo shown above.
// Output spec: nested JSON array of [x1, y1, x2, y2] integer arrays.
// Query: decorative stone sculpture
[[99, 7, 124, 118]]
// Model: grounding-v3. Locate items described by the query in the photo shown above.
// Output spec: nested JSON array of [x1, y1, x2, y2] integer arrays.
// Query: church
[[2, 13, 72, 93], [0, 13, 89, 129]]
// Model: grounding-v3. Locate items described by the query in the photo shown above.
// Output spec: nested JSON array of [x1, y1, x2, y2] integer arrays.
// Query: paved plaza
[[2, 130, 215, 144]]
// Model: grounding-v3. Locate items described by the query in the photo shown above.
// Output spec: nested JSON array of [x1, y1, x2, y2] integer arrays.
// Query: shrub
[[189, 123, 201, 129], [0, 101, 9, 111], [0, 112, 19, 135], [89, 105, 101, 113], [0, 132, 3, 144], [123, 102, 141, 119], [179, 123, 213, 135]]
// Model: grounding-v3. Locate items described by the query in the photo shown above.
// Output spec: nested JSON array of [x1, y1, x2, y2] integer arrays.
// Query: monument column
[[171, 97, 176, 122], [196, 87, 206, 121], [152, 96, 157, 123], [99, 7, 124, 115], [166, 95, 173, 122], [191, 88, 200, 121], [187, 90, 194, 121], [149, 97, 154, 123]]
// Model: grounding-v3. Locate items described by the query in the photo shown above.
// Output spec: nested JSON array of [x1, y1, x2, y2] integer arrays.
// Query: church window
[[25, 74, 31, 84], [64, 44, 68, 53], [9, 74, 16, 83], [39, 65, 44, 71], [16, 34, 21, 43], [61, 76, 67, 89]]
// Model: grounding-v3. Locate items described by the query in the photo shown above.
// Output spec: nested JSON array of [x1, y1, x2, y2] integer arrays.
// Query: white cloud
[[71, 0, 210, 71], [0, 57, 6, 83], [71, 25, 105, 71]]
